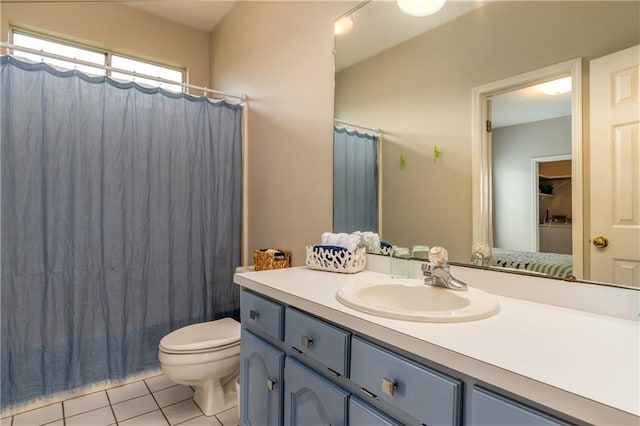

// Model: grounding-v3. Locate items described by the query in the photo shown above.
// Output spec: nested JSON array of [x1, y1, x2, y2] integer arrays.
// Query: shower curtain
[[333, 126, 378, 233], [0, 56, 243, 408]]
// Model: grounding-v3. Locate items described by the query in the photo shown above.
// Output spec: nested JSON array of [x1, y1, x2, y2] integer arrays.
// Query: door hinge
[[486, 120, 492, 133]]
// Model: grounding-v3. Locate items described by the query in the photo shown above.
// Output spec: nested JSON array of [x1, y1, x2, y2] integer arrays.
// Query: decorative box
[[305, 246, 366, 274], [253, 248, 291, 271]]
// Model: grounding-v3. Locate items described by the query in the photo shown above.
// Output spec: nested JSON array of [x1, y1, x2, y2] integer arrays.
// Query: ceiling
[[121, 0, 484, 53], [119, 0, 571, 127], [491, 84, 571, 129], [335, 0, 572, 127], [334, 0, 485, 71], [123, 1, 236, 32]]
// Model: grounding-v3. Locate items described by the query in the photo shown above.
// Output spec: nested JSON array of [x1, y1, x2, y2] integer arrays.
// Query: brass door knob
[[592, 236, 609, 248]]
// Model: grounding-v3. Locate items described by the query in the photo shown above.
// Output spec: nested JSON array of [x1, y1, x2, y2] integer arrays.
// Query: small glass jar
[[390, 247, 411, 278]]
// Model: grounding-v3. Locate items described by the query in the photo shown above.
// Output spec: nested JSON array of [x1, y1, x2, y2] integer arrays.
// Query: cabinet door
[[284, 358, 348, 426], [241, 329, 284, 426], [472, 388, 569, 426], [349, 397, 402, 426]]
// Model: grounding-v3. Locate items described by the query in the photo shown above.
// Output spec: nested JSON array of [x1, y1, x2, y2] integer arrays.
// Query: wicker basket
[[253, 249, 291, 271], [305, 246, 366, 274]]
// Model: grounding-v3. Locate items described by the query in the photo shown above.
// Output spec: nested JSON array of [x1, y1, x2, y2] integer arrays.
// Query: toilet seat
[[159, 318, 240, 354]]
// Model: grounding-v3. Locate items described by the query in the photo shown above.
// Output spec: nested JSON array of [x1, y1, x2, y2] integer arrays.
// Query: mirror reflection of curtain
[[333, 126, 378, 233], [0, 56, 243, 408]]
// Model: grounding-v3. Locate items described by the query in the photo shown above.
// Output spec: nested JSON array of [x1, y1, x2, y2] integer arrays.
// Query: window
[[12, 32, 106, 76], [110, 55, 183, 93], [11, 30, 185, 92]]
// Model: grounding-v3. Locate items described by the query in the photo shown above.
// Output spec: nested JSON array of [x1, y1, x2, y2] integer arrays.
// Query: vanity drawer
[[284, 308, 350, 376], [472, 387, 569, 426], [350, 336, 462, 426], [240, 290, 284, 340]]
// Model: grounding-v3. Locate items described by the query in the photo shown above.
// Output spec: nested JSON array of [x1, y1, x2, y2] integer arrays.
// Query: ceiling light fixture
[[537, 76, 572, 96], [335, 1, 370, 36], [397, 0, 446, 17], [334, 16, 354, 35]]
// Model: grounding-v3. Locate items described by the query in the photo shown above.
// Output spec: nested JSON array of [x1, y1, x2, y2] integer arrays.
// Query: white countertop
[[235, 266, 640, 425]]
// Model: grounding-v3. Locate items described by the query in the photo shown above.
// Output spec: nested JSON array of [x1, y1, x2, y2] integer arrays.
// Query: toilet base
[[193, 372, 239, 416]]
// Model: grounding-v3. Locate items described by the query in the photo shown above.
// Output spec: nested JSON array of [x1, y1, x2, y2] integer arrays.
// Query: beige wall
[[0, 0, 353, 267], [0, 2, 210, 88], [210, 2, 353, 265], [335, 1, 639, 262]]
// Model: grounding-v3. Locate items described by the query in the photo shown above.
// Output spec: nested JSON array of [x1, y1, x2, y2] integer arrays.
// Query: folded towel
[[353, 231, 381, 252], [321, 232, 360, 252], [321, 232, 341, 246]]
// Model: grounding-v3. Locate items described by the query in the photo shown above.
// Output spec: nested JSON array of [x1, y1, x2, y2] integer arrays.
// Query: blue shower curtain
[[333, 126, 378, 233], [0, 56, 243, 408]]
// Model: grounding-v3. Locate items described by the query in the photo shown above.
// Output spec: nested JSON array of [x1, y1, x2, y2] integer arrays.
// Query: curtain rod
[[0, 42, 247, 102], [342, 0, 370, 17], [334, 118, 381, 134]]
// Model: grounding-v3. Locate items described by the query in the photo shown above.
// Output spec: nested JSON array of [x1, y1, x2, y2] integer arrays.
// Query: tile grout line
[[143, 379, 171, 425], [9, 376, 218, 426], [162, 398, 203, 426], [63, 388, 112, 423], [113, 392, 162, 425], [103, 386, 119, 425], [149, 382, 205, 424]]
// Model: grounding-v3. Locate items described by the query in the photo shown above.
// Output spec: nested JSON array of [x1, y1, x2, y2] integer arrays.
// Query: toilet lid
[[159, 318, 240, 353]]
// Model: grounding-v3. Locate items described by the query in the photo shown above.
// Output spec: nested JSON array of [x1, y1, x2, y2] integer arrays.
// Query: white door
[[589, 45, 640, 286], [486, 98, 494, 248]]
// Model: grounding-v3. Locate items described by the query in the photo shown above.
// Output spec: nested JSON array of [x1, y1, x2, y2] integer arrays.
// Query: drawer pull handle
[[266, 378, 276, 390], [249, 310, 259, 320], [382, 377, 397, 396], [301, 335, 313, 348]]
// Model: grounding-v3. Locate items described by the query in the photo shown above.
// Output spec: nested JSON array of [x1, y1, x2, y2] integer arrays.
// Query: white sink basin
[[336, 279, 500, 322]]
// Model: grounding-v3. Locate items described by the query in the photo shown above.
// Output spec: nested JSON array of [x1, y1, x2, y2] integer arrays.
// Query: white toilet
[[158, 317, 241, 416]]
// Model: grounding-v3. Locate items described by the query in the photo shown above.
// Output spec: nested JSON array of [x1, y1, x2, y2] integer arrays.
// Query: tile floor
[[0, 374, 239, 426]]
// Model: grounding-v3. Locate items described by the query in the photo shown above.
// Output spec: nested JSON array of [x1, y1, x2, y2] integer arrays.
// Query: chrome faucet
[[422, 263, 468, 291]]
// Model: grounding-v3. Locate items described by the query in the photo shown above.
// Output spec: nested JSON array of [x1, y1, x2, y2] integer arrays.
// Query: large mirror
[[333, 0, 640, 288]]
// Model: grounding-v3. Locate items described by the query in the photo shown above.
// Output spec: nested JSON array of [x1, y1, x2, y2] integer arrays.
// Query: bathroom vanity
[[234, 259, 639, 425]]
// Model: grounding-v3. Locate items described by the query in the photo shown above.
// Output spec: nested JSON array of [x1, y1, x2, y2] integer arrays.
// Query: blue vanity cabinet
[[240, 328, 285, 426], [471, 387, 570, 426], [284, 307, 351, 376], [350, 336, 462, 426], [240, 290, 286, 426], [284, 357, 349, 426], [349, 397, 403, 426], [238, 288, 573, 426]]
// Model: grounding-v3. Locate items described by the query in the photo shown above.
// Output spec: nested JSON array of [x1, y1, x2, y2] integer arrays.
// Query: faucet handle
[[421, 262, 435, 274], [428, 246, 448, 267], [422, 262, 435, 285]]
